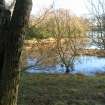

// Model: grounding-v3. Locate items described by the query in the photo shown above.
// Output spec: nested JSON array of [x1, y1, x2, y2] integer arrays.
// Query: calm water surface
[[26, 56, 105, 76]]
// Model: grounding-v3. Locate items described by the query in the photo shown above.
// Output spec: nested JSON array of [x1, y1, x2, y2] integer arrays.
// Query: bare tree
[[88, 0, 105, 50], [26, 9, 88, 73], [51, 9, 88, 73], [23, 8, 88, 74]]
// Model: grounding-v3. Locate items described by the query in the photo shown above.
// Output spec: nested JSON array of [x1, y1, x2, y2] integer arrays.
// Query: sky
[[5, 0, 90, 16], [31, 0, 89, 16]]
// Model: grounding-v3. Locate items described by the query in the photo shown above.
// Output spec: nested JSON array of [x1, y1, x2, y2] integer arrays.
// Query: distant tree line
[[25, 9, 89, 39]]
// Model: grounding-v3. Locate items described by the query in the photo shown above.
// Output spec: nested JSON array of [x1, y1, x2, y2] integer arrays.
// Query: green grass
[[18, 73, 105, 105]]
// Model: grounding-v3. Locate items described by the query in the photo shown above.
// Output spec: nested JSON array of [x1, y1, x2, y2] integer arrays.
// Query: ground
[[18, 73, 105, 105]]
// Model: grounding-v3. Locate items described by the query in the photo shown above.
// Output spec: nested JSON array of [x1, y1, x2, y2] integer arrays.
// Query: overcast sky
[[5, 0, 89, 16], [31, 0, 89, 16]]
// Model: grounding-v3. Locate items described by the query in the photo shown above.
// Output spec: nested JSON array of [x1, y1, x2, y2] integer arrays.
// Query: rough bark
[[0, 0, 32, 105]]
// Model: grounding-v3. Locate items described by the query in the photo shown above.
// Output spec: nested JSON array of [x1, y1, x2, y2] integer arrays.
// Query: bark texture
[[0, 0, 32, 105]]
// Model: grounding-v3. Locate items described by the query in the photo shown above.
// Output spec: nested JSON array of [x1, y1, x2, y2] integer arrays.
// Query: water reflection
[[26, 56, 105, 76]]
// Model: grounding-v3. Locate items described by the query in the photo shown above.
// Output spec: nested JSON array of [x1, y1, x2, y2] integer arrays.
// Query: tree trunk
[[65, 65, 74, 74], [0, 0, 32, 105], [65, 66, 70, 74]]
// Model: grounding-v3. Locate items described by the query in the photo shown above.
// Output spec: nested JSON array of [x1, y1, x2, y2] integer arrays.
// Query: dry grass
[[18, 73, 105, 105]]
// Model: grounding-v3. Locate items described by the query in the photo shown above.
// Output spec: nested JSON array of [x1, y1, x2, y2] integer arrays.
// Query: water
[[74, 56, 105, 75], [26, 56, 105, 76], [26, 31, 105, 75]]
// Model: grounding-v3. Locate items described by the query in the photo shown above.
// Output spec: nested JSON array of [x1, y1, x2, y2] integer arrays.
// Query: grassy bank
[[18, 73, 105, 105]]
